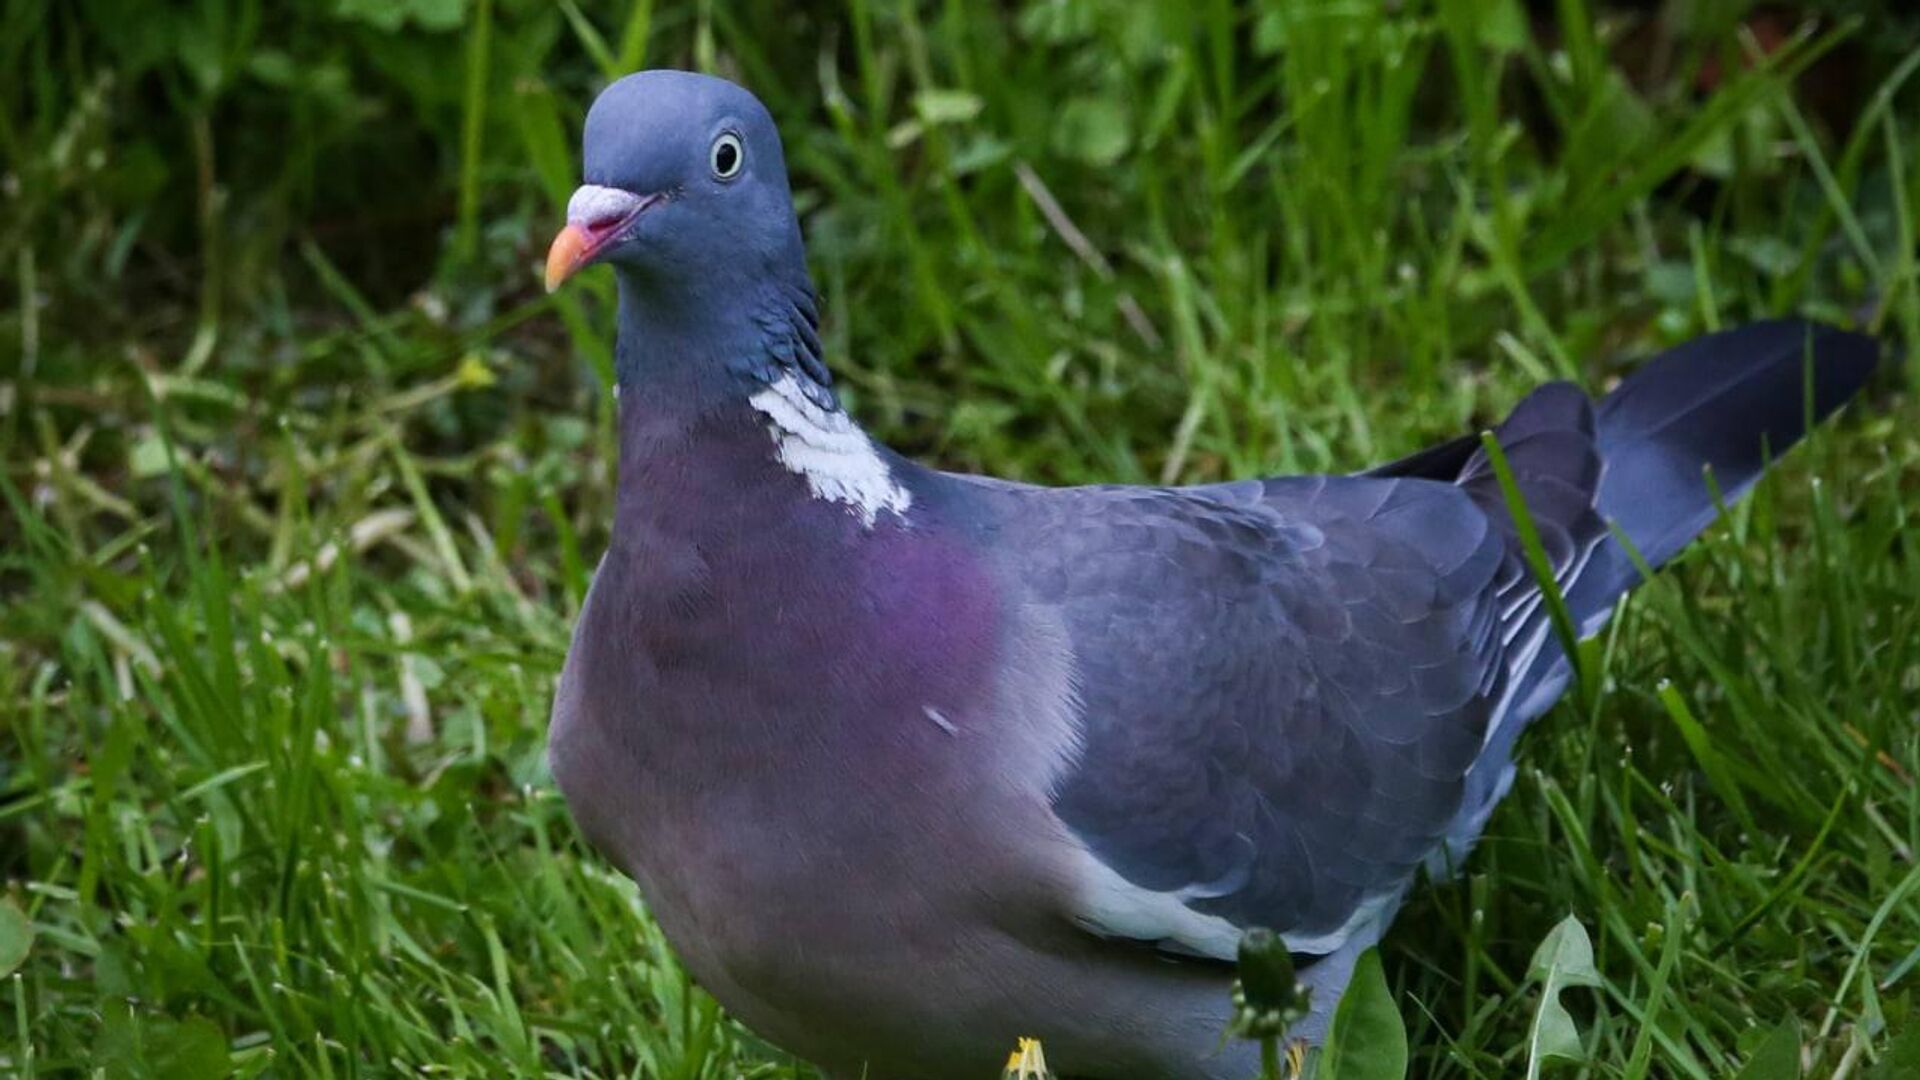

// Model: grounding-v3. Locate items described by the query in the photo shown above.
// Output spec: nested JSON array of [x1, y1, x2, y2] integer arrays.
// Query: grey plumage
[[541, 70, 1878, 1079]]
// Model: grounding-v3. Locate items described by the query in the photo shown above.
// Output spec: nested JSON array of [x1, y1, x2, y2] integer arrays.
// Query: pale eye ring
[[710, 132, 744, 179]]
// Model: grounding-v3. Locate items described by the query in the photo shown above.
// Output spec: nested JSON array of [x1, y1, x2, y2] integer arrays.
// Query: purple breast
[[612, 409, 1007, 770], [847, 526, 1000, 702]]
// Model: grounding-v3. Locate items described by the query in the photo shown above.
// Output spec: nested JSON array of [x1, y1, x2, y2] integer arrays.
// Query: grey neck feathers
[[611, 264, 915, 531], [612, 264, 835, 417]]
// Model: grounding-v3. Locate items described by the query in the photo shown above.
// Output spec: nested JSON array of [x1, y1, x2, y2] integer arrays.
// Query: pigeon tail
[[1399, 320, 1877, 859], [1567, 319, 1877, 627]]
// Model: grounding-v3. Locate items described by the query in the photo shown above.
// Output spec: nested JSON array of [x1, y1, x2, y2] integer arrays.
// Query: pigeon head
[[545, 70, 807, 300], [545, 71, 825, 403]]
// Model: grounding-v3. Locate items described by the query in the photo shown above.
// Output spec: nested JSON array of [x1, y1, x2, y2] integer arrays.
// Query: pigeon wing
[[997, 387, 1604, 957]]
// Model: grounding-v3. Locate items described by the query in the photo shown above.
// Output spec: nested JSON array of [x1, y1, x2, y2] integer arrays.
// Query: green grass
[[4, 1, 1920, 1076]]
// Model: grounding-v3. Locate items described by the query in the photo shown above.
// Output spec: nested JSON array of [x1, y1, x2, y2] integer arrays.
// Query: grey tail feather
[[1372, 318, 1878, 636], [1380, 320, 1878, 858], [1564, 319, 1877, 631]]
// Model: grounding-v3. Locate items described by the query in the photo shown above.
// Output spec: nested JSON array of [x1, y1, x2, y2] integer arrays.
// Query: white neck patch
[[747, 374, 911, 528]]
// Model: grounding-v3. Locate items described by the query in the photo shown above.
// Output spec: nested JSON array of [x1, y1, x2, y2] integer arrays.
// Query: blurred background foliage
[[4, 0, 1920, 1077], [7, 0, 1918, 472]]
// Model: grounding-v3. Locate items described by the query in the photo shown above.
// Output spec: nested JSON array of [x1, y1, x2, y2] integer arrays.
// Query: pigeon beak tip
[[545, 224, 591, 293]]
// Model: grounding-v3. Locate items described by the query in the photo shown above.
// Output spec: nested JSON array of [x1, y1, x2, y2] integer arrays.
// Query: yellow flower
[[1003, 1036, 1050, 1079], [455, 352, 496, 389]]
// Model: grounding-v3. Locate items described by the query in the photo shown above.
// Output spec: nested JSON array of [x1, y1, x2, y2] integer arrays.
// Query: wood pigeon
[[542, 70, 1876, 1079]]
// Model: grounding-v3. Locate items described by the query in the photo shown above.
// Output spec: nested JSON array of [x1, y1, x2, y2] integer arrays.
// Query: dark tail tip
[[1575, 319, 1877, 616], [1596, 319, 1877, 460]]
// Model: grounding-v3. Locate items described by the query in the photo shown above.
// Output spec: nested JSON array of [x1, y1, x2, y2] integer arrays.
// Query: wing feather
[[983, 387, 1607, 958]]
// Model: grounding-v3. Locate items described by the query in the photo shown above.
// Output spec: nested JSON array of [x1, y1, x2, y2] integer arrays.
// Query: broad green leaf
[[1525, 916, 1603, 1079], [1529, 994, 1583, 1072], [1055, 97, 1131, 167], [98, 1008, 232, 1080], [130, 432, 172, 478], [1252, 11, 1286, 55], [1528, 916, 1602, 987], [1321, 949, 1408, 1080], [1733, 1021, 1800, 1080], [1593, 70, 1656, 151], [0, 898, 31, 977], [1867, 1025, 1920, 1079], [1476, 0, 1529, 52]]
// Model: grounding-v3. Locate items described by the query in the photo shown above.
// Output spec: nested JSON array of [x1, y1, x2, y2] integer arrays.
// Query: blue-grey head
[[545, 70, 807, 301], [546, 71, 830, 400]]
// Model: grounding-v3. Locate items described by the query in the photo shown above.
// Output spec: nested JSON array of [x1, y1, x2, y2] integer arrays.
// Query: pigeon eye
[[710, 132, 744, 180]]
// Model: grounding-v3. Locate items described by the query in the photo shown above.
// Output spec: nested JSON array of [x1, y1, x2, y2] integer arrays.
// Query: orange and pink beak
[[544, 185, 662, 292], [543, 224, 596, 293]]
